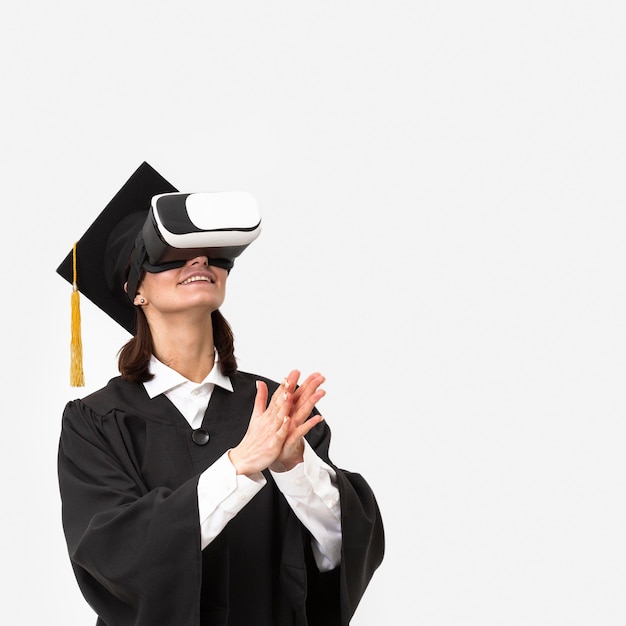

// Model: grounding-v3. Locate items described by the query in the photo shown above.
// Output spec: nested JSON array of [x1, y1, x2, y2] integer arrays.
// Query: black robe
[[58, 370, 384, 625]]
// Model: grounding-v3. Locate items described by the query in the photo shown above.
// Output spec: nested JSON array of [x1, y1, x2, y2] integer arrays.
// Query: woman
[[56, 162, 384, 625]]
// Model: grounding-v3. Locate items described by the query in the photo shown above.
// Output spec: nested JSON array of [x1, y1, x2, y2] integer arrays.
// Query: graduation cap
[[57, 162, 261, 386]]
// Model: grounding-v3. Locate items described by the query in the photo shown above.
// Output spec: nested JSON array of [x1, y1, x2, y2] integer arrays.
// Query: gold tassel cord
[[70, 242, 85, 387]]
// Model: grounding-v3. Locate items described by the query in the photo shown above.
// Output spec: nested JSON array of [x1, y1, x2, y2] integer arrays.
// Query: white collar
[[143, 353, 234, 399]]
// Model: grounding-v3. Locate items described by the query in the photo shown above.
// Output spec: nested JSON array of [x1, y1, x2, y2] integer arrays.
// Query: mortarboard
[[57, 162, 178, 340]]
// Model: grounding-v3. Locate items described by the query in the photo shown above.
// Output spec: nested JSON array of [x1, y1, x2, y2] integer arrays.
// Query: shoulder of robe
[[62, 376, 141, 424]]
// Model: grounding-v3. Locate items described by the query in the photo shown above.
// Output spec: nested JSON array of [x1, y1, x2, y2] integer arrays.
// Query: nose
[[188, 256, 209, 267]]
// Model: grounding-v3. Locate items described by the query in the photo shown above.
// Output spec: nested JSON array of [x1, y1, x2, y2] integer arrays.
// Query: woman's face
[[132, 256, 228, 316]]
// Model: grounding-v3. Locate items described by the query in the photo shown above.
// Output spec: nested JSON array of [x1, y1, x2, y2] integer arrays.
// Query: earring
[[139, 298, 145, 305]]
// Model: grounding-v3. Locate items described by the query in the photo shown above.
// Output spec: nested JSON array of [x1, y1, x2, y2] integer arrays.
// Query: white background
[[2, 1, 625, 624]]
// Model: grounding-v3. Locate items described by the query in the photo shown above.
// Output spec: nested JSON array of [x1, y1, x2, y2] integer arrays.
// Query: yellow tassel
[[70, 242, 85, 387]]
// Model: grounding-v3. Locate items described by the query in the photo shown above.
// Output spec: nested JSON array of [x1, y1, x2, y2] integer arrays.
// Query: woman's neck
[[150, 314, 216, 383]]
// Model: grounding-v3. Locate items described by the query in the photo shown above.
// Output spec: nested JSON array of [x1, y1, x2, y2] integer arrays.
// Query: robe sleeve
[[303, 415, 385, 625], [335, 468, 385, 624], [57, 399, 203, 626]]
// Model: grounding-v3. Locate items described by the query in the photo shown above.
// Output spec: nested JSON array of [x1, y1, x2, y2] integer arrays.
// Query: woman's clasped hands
[[228, 370, 326, 476]]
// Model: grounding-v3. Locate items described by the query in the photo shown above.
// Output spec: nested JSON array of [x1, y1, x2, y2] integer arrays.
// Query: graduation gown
[[58, 370, 384, 625]]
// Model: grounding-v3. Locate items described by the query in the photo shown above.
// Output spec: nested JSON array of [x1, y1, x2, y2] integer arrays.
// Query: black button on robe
[[58, 371, 384, 625]]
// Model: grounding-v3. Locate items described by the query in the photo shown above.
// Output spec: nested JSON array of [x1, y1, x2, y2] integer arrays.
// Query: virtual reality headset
[[126, 191, 262, 301]]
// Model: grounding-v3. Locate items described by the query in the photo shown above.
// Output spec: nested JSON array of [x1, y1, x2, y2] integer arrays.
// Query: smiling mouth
[[180, 276, 215, 285]]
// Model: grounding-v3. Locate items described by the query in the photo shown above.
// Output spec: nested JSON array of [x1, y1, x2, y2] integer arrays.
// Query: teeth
[[181, 276, 214, 285]]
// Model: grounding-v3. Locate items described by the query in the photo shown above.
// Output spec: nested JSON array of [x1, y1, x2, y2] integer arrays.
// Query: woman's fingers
[[260, 371, 326, 429], [294, 413, 324, 439], [282, 370, 301, 392], [291, 373, 325, 424], [252, 380, 269, 417], [255, 378, 292, 423]]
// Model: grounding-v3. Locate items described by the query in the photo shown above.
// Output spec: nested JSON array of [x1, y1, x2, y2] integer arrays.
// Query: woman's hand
[[269, 370, 325, 473], [228, 379, 293, 476]]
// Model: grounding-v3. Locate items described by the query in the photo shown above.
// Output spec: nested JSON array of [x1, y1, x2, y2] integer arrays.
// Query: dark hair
[[118, 307, 238, 383]]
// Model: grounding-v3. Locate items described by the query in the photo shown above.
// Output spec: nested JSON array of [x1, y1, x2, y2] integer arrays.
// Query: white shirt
[[143, 355, 342, 571]]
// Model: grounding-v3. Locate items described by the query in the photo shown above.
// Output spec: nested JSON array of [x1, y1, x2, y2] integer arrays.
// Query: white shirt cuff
[[270, 440, 342, 571], [197, 451, 266, 549]]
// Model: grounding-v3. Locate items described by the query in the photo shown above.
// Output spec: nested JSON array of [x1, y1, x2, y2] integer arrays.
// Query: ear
[[125, 281, 144, 305]]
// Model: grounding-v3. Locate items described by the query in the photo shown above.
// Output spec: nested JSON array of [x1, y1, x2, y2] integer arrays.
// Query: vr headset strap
[[126, 232, 146, 304]]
